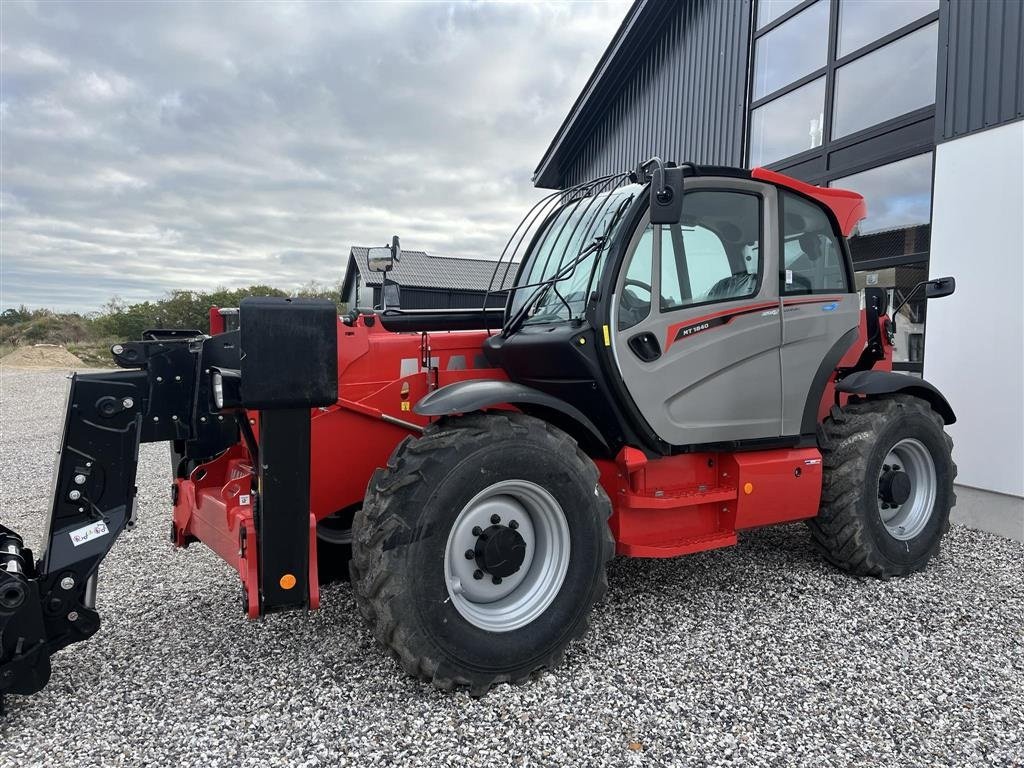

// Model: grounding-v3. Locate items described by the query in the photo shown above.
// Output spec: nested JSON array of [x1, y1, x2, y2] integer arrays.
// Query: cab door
[[610, 179, 783, 446], [776, 189, 861, 435]]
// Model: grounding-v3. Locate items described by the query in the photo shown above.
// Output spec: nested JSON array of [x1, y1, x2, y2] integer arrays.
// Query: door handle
[[628, 332, 661, 362]]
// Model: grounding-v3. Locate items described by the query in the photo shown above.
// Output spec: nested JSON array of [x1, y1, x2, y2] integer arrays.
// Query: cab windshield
[[510, 184, 642, 325]]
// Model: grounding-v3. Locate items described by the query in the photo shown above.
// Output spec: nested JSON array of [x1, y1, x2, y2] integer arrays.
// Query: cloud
[[0, 0, 630, 312]]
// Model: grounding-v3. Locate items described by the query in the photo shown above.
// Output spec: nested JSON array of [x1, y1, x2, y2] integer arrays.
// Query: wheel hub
[[475, 524, 527, 578], [878, 468, 912, 506], [876, 439, 938, 540], [443, 480, 571, 633]]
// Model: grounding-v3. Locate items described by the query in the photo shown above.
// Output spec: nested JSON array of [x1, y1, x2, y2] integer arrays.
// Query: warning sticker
[[69, 520, 110, 548], [239, 494, 251, 506]]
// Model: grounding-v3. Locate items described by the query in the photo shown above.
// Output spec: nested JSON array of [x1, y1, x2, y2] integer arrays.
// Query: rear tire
[[809, 395, 956, 578], [349, 412, 614, 695], [316, 507, 355, 584]]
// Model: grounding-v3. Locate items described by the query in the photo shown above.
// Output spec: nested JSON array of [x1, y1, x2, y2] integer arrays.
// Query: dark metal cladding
[[533, 0, 752, 189], [256, 409, 312, 613], [936, 0, 1024, 142]]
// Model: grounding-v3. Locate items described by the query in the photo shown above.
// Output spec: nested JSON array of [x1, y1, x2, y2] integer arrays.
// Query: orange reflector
[[743, 482, 754, 495], [279, 573, 297, 590]]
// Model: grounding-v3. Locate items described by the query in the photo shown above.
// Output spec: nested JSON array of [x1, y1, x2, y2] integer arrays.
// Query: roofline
[[532, 0, 654, 189]]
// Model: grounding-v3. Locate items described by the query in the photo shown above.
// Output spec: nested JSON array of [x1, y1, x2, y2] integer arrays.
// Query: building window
[[837, 0, 938, 57], [833, 153, 934, 373], [749, 77, 825, 167], [831, 152, 933, 266], [752, 0, 829, 99], [832, 22, 939, 139], [747, 0, 939, 169], [757, 0, 804, 29], [854, 262, 929, 370]]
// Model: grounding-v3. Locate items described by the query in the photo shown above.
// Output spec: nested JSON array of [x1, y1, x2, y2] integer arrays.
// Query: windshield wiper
[[501, 236, 606, 336]]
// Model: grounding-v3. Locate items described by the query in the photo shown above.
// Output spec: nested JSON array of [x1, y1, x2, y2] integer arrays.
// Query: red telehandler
[[0, 160, 957, 702]]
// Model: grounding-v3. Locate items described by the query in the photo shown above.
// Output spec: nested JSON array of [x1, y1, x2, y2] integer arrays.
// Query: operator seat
[[705, 272, 757, 301]]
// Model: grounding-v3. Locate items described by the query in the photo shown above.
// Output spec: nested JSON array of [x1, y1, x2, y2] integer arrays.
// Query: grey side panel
[[413, 379, 609, 448], [780, 295, 860, 435], [836, 370, 956, 424]]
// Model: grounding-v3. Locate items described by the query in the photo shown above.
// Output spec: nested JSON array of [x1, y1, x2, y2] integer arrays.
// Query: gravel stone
[[1, 367, 1022, 767]]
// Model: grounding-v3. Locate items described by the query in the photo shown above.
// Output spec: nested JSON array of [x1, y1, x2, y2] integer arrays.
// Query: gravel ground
[[1, 366, 1022, 768]]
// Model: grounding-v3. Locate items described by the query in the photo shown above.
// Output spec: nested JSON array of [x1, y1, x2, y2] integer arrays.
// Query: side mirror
[[639, 157, 687, 225], [366, 247, 393, 273], [367, 234, 402, 273], [892, 275, 956, 320], [925, 275, 955, 299]]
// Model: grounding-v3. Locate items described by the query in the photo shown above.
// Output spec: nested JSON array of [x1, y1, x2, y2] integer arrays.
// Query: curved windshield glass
[[510, 184, 642, 325]]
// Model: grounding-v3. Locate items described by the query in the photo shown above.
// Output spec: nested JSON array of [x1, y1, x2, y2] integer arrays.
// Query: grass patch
[[67, 340, 119, 368]]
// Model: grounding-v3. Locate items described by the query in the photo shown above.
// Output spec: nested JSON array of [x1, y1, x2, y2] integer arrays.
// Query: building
[[535, 0, 1023, 538], [341, 247, 516, 310]]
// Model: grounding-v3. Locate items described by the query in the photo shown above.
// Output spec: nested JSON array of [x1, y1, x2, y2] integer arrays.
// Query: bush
[[2, 283, 348, 366]]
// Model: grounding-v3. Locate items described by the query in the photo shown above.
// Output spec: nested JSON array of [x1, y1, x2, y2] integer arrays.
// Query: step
[[617, 529, 738, 558], [622, 484, 737, 511]]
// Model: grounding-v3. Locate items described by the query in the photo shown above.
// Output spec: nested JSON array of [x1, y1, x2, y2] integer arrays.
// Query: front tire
[[350, 413, 614, 695], [809, 395, 956, 578]]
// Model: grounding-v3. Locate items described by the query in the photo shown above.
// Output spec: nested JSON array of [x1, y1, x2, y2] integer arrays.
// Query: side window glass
[[661, 191, 761, 311], [781, 191, 849, 294], [617, 227, 654, 331]]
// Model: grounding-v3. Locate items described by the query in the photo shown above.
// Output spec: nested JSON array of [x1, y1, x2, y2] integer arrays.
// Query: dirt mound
[[1, 344, 85, 369]]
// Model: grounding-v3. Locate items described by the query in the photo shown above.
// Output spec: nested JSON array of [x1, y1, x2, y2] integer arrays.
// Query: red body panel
[[595, 445, 822, 558], [751, 167, 867, 236]]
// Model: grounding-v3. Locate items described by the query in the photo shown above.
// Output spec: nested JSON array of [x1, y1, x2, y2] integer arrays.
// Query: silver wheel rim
[[877, 437, 937, 540], [443, 480, 570, 633]]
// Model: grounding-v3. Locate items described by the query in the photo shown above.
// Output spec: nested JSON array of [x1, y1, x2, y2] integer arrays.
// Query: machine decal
[[69, 520, 109, 547], [666, 297, 844, 350]]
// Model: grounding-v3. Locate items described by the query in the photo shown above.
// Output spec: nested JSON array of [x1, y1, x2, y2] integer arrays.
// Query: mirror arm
[[891, 280, 927, 320]]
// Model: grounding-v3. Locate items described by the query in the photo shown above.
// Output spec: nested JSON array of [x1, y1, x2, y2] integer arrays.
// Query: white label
[[785, 269, 793, 285], [239, 494, 251, 506], [866, 273, 879, 286], [69, 520, 110, 547]]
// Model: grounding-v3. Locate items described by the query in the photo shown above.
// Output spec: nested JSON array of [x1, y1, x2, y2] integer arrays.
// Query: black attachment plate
[[239, 297, 338, 409]]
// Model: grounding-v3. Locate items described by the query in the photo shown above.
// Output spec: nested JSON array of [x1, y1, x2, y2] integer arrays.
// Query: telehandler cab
[[0, 159, 957, 702]]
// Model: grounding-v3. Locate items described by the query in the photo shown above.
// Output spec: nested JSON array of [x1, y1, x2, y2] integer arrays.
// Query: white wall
[[926, 120, 1024, 497]]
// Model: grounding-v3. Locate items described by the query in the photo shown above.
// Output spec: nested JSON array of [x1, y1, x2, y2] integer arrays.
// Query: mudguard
[[836, 370, 956, 424], [414, 379, 609, 452]]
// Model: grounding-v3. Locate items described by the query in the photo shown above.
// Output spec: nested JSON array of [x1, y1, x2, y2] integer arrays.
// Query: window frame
[[654, 189, 766, 316], [777, 188, 853, 295], [747, 0, 940, 166]]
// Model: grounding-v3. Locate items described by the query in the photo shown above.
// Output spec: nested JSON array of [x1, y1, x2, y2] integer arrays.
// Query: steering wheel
[[619, 278, 653, 331], [624, 278, 652, 296]]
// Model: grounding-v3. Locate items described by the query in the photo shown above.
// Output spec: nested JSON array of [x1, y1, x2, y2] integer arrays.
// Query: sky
[[0, 0, 631, 312]]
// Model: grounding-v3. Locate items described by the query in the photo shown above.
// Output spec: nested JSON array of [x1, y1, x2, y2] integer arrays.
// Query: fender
[[836, 370, 956, 424], [414, 379, 610, 453]]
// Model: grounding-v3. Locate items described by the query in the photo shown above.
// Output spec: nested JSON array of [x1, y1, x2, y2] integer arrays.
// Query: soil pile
[[1, 344, 85, 369]]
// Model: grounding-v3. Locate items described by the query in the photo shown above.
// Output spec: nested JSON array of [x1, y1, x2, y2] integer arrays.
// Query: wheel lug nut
[[492, 576, 502, 585], [464, 549, 475, 560], [490, 514, 501, 525], [881, 503, 890, 509], [883, 465, 891, 472], [509, 520, 519, 530], [473, 569, 483, 580], [472, 526, 483, 537], [892, 464, 901, 471]]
